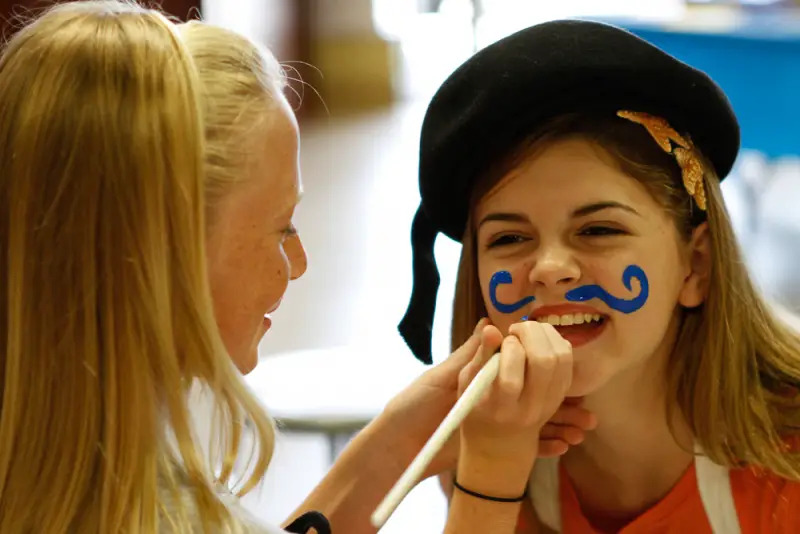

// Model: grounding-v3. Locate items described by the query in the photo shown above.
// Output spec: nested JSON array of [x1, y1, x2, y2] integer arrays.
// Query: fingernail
[[473, 317, 487, 335]]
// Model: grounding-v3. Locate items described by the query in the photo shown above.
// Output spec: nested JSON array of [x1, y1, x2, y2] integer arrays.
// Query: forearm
[[282, 412, 415, 534]]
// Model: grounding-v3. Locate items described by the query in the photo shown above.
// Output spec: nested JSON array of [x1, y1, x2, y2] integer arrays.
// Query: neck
[[562, 342, 694, 529]]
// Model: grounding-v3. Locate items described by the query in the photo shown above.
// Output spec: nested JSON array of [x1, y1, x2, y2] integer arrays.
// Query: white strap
[[528, 451, 741, 533], [529, 456, 561, 532], [695, 452, 742, 534]]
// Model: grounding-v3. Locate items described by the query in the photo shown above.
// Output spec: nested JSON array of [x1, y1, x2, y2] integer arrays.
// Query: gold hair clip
[[616, 110, 707, 211]]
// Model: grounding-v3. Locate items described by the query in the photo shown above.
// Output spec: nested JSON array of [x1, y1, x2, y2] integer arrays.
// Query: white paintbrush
[[370, 353, 501, 528]]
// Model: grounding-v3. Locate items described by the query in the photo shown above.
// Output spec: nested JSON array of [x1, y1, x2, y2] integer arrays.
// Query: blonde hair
[[177, 12, 293, 502], [451, 113, 800, 479], [178, 20, 286, 220], [0, 1, 274, 532]]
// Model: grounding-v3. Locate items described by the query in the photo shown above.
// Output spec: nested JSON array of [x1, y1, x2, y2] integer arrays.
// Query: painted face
[[206, 97, 307, 374], [475, 138, 699, 396]]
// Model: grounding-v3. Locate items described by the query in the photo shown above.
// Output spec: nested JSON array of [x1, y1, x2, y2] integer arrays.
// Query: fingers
[[510, 322, 558, 419], [473, 317, 489, 336], [539, 423, 585, 445], [546, 404, 597, 431], [449, 318, 489, 365], [474, 323, 503, 369], [540, 323, 574, 402], [458, 320, 503, 395], [507, 321, 574, 428], [489, 335, 527, 418], [537, 439, 569, 458], [443, 318, 488, 384], [536, 424, 585, 458], [537, 421, 588, 459], [448, 318, 491, 360]]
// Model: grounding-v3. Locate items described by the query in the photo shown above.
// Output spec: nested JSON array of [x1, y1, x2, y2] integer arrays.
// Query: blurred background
[[3, 0, 800, 531]]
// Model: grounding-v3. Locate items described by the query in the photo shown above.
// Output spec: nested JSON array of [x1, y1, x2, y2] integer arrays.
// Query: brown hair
[[451, 113, 800, 478]]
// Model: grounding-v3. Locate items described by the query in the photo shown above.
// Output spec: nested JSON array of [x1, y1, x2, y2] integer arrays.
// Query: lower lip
[[542, 319, 607, 348], [263, 315, 272, 331]]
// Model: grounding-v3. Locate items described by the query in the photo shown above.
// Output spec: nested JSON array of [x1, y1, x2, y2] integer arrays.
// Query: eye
[[579, 225, 627, 237], [282, 224, 297, 238], [487, 234, 527, 248]]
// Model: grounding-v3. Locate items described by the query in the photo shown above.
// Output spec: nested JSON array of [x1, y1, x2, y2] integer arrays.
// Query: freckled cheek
[[260, 251, 291, 304]]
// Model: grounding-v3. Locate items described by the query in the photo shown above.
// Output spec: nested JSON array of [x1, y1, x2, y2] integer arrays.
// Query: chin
[[235, 349, 259, 375], [566, 362, 612, 397]]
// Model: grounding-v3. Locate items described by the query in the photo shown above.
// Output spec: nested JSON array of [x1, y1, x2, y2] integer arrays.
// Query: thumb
[[438, 318, 489, 370], [458, 323, 503, 395], [473, 324, 503, 369], [427, 318, 489, 385]]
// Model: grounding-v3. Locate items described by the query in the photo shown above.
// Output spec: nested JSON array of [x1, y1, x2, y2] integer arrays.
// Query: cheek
[[602, 260, 682, 346], [244, 238, 291, 312], [207, 237, 290, 353], [261, 248, 291, 305]]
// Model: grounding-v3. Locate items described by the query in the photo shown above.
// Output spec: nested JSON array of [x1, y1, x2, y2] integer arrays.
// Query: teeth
[[536, 313, 603, 326]]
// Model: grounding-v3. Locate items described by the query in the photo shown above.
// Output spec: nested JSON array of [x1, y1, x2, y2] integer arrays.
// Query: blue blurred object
[[606, 13, 800, 160]]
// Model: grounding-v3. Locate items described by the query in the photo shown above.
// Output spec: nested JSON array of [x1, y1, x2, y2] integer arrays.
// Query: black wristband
[[284, 511, 331, 534], [452, 478, 528, 503]]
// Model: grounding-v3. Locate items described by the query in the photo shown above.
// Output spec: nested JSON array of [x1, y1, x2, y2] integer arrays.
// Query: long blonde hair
[[177, 13, 292, 498], [451, 113, 800, 479], [0, 2, 273, 532]]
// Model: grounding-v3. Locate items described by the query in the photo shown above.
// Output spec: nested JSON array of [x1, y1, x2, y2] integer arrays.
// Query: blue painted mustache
[[489, 264, 649, 316], [564, 265, 649, 314], [489, 271, 534, 314]]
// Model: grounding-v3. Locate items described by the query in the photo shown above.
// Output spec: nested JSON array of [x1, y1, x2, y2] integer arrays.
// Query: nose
[[286, 233, 307, 280], [527, 242, 580, 289]]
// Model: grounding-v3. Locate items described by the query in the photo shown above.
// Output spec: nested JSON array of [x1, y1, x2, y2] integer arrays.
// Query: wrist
[[459, 426, 540, 468], [376, 402, 453, 478], [456, 445, 535, 499], [452, 477, 528, 503]]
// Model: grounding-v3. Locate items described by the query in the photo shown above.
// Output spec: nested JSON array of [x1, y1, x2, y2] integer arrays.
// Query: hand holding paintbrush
[[372, 321, 574, 529]]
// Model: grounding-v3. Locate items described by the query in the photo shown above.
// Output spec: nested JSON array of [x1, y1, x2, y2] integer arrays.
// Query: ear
[[678, 222, 711, 308]]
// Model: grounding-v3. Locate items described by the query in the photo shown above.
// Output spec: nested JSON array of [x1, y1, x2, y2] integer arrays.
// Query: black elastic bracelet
[[452, 478, 528, 503]]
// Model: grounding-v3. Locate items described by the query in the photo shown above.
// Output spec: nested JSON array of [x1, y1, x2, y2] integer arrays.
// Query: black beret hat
[[399, 19, 740, 364]]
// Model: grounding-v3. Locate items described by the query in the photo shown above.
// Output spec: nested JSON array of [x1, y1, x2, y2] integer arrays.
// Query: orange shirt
[[546, 463, 800, 533]]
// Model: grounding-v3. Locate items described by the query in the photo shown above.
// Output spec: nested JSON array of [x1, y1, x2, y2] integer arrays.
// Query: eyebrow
[[477, 201, 639, 229], [572, 201, 640, 218], [477, 212, 528, 229]]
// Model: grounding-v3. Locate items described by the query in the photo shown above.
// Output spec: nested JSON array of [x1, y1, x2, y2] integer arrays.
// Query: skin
[[200, 93, 599, 532], [473, 138, 711, 530], [475, 138, 707, 398], [206, 96, 307, 374]]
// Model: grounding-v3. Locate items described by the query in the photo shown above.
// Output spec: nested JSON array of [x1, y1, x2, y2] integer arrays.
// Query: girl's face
[[474, 138, 709, 396], [206, 97, 307, 374]]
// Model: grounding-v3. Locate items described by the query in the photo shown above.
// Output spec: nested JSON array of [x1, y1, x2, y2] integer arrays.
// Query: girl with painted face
[[399, 20, 800, 534]]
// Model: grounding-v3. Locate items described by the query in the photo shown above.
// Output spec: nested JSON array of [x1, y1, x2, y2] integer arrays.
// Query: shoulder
[[216, 485, 287, 534], [159, 477, 286, 534], [730, 464, 800, 534]]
